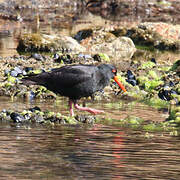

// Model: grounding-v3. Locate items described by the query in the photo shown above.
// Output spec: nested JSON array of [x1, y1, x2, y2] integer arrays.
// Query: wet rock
[[158, 89, 171, 101], [74, 29, 93, 42], [4, 69, 10, 76], [54, 54, 74, 64], [170, 59, 180, 76], [26, 91, 36, 101], [31, 114, 44, 123], [10, 112, 26, 123], [126, 70, 137, 86], [24, 113, 31, 121], [61, 54, 73, 64], [24, 67, 33, 73], [126, 79, 137, 86], [93, 54, 102, 62], [29, 106, 41, 112], [127, 22, 180, 51], [151, 58, 157, 64], [77, 54, 92, 61], [17, 33, 86, 53], [53, 53, 60, 61], [14, 67, 23, 74], [29, 53, 45, 61], [10, 70, 18, 77], [127, 70, 135, 80], [4, 66, 23, 78], [75, 115, 96, 124]]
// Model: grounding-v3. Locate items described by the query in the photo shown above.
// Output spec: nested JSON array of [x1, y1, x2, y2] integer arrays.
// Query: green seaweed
[[141, 61, 156, 69], [98, 53, 110, 62]]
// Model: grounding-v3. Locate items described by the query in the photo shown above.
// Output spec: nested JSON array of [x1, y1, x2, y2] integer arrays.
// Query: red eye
[[112, 69, 116, 73]]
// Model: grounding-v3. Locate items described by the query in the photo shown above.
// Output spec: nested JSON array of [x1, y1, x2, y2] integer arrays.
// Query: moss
[[17, 33, 43, 52], [7, 76, 16, 83], [104, 32, 116, 42], [143, 122, 172, 132], [143, 96, 169, 109], [167, 106, 180, 127], [175, 117, 180, 124], [143, 123, 157, 131], [148, 70, 159, 80], [63, 116, 78, 124], [127, 116, 144, 125], [4, 82, 13, 88], [135, 45, 155, 51], [144, 80, 163, 91], [25, 33, 42, 45], [45, 111, 55, 118], [98, 53, 110, 62], [32, 69, 44, 74], [170, 59, 180, 71], [137, 76, 149, 86], [141, 61, 156, 69]]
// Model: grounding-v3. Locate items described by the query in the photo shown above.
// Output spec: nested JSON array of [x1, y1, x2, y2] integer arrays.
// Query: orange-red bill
[[114, 76, 127, 92]]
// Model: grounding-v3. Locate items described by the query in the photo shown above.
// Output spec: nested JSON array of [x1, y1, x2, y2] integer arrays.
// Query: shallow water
[[0, 96, 175, 179], [0, 96, 166, 122], [0, 114, 180, 179]]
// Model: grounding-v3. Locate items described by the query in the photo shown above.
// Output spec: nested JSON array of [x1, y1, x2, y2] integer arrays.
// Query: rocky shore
[[0, 0, 179, 132]]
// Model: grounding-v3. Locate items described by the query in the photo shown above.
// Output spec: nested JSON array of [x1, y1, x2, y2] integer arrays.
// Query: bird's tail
[[21, 74, 44, 86]]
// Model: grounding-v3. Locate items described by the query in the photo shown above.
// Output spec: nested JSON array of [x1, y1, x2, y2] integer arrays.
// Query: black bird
[[22, 64, 127, 116]]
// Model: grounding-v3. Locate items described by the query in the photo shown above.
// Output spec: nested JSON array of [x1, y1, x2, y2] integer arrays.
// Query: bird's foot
[[74, 103, 104, 115], [89, 109, 105, 115], [69, 100, 75, 117]]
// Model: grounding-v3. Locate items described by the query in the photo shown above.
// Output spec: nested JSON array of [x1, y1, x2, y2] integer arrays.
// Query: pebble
[[10, 70, 18, 77], [126, 70, 137, 86], [29, 106, 41, 112], [10, 112, 26, 123]]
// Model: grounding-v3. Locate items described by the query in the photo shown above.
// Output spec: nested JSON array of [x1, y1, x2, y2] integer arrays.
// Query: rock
[[10, 112, 26, 123], [24, 67, 33, 73], [14, 67, 23, 74], [75, 115, 95, 124], [74, 29, 93, 42], [158, 89, 171, 101], [4, 69, 10, 76], [17, 33, 86, 53], [127, 22, 180, 51], [90, 36, 136, 60], [151, 58, 157, 64], [93, 54, 102, 62], [30, 53, 45, 61], [10, 70, 18, 77], [170, 59, 180, 76], [29, 106, 41, 112], [53, 53, 60, 61]]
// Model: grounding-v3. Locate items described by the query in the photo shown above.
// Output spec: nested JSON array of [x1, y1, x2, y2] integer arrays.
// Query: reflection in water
[[0, 122, 180, 179], [0, 97, 178, 179]]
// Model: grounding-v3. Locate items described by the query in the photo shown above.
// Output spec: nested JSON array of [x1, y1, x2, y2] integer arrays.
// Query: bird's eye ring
[[112, 69, 116, 73]]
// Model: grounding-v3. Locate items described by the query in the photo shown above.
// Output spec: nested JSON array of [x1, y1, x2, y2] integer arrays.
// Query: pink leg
[[69, 100, 74, 116], [74, 103, 104, 115]]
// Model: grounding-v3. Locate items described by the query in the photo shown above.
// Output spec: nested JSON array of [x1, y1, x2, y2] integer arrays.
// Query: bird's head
[[98, 64, 127, 93]]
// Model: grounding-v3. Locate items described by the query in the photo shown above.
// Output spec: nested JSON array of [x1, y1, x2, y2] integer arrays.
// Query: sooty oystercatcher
[[22, 64, 126, 116]]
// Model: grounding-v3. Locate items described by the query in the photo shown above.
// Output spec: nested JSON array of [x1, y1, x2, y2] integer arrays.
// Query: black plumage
[[22, 64, 126, 116]]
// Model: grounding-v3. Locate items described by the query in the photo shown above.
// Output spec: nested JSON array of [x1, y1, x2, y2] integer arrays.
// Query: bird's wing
[[49, 65, 94, 87]]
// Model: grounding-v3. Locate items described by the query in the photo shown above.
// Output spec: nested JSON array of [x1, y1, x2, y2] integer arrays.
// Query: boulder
[[128, 22, 180, 51], [90, 36, 136, 60], [17, 33, 86, 53]]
